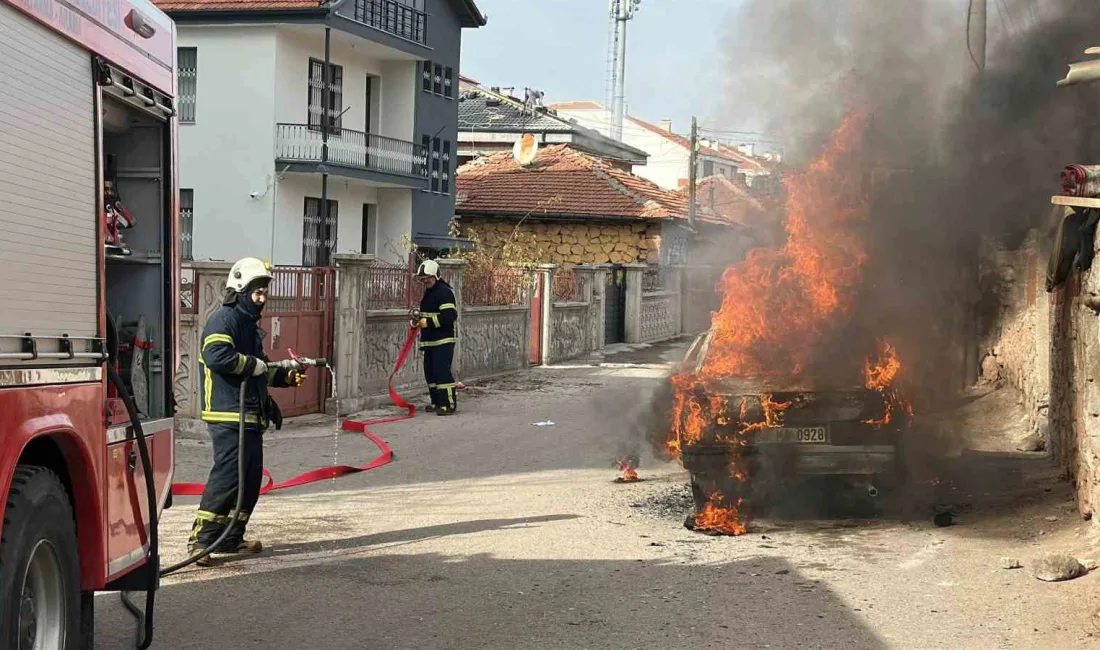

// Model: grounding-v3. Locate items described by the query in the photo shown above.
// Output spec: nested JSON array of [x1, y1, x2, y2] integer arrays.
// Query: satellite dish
[[513, 133, 538, 166]]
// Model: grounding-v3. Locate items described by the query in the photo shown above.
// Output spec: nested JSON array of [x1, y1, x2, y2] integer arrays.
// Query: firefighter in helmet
[[415, 259, 459, 415], [188, 257, 306, 564]]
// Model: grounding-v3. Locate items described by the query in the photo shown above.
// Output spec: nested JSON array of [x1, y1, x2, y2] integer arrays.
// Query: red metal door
[[529, 273, 544, 365], [261, 267, 336, 417]]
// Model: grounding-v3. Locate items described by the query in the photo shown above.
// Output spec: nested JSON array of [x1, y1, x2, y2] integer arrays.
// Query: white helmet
[[416, 259, 441, 278], [227, 257, 273, 292]]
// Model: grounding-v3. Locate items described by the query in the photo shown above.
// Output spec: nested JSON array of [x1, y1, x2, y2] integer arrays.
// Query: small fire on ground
[[615, 457, 640, 483], [666, 112, 914, 536]]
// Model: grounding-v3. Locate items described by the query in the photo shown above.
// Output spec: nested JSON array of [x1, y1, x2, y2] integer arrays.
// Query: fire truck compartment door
[[0, 2, 97, 360]]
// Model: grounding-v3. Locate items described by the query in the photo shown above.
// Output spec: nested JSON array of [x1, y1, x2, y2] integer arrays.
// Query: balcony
[[276, 123, 428, 185], [347, 0, 427, 45]]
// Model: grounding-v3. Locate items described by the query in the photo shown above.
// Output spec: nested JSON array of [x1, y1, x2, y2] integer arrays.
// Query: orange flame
[[692, 491, 748, 536], [862, 341, 913, 426], [616, 458, 639, 482], [701, 112, 871, 381], [664, 112, 894, 536]]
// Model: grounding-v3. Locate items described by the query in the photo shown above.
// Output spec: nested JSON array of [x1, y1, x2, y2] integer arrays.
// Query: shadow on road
[[264, 515, 581, 558], [97, 553, 885, 649]]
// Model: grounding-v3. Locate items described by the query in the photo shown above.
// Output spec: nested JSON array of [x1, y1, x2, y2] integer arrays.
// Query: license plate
[[755, 426, 829, 444]]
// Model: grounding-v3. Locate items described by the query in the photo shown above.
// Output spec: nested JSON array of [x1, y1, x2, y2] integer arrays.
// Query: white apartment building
[[159, 0, 485, 265]]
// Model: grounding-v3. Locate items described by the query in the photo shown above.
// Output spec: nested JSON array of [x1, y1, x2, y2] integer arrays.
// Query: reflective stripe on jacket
[[419, 280, 458, 347], [199, 303, 291, 425]]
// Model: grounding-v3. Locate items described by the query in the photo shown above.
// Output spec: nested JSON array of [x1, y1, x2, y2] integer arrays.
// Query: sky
[[461, 0, 740, 140]]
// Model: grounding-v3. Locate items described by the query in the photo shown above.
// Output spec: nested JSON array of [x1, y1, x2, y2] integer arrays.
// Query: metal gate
[[260, 267, 336, 416], [604, 265, 626, 345]]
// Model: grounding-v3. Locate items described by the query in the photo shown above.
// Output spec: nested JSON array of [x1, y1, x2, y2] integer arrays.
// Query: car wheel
[[0, 466, 82, 650]]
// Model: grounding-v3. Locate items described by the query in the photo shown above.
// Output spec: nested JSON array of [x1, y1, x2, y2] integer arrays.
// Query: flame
[[701, 112, 871, 380], [861, 340, 913, 426], [616, 458, 639, 482], [692, 491, 748, 536], [664, 112, 904, 536]]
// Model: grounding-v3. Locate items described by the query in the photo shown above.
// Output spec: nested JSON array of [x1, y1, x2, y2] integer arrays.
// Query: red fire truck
[[0, 0, 178, 645]]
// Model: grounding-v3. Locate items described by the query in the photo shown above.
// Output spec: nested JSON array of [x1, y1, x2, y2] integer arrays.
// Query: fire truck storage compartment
[[0, 1, 98, 364], [103, 96, 171, 420]]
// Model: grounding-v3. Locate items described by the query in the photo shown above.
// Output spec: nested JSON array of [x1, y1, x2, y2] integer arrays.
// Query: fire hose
[[119, 327, 419, 648]]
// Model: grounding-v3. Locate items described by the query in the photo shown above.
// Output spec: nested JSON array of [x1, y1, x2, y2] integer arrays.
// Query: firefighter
[[188, 257, 307, 564], [415, 259, 459, 415]]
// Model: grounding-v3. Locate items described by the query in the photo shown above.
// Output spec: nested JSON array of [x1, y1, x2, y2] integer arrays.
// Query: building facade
[[158, 0, 485, 265]]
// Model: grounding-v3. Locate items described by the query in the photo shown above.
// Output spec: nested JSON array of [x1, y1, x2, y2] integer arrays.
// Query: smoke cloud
[[710, 0, 1100, 405]]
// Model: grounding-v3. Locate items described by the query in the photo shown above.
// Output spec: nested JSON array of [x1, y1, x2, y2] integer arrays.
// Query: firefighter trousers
[[423, 343, 456, 410], [189, 422, 264, 548]]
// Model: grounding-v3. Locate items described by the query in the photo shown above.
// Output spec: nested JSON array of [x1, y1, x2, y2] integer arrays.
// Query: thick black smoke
[[713, 0, 1100, 406]]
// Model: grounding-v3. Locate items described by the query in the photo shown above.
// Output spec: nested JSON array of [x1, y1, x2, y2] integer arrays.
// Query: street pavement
[[96, 340, 1100, 649]]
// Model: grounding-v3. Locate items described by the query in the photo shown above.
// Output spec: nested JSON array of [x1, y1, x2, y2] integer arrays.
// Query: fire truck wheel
[[0, 465, 82, 650]]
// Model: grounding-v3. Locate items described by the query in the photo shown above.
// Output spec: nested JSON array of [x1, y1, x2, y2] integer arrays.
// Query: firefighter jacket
[[199, 303, 293, 426], [418, 280, 458, 347]]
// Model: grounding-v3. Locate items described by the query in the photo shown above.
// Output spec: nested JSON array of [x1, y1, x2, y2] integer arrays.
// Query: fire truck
[[0, 0, 178, 645]]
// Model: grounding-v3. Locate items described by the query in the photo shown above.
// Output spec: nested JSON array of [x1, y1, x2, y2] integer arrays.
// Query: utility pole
[[608, 0, 640, 141], [688, 116, 698, 229]]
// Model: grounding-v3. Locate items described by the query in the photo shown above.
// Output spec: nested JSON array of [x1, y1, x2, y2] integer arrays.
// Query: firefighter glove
[[289, 370, 307, 387], [250, 358, 268, 377]]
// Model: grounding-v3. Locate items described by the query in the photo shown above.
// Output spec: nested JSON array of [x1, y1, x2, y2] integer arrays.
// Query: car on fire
[[675, 329, 910, 519]]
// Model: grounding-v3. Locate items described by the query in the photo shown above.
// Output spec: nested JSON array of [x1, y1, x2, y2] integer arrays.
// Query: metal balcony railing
[[275, 124, 428, 179], [348, 0, 427, 45]]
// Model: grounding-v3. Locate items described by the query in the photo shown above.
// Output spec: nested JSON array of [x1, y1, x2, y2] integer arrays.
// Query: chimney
[[660, 119, 673, 132], [738, 143, 755, 157]]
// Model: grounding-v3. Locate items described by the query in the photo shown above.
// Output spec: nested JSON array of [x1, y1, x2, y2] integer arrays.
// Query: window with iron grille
[[422, 60, 432, 92], [433, 63, 443, 96], [421, 134, 431, 181], [308, 58, 343, 133], [430, 137, 441, 193], [180, 189, 194, 260], [444, 67, 454, 99], [302, 197, 339, 267], [178, 47, 197, 123], [441, 140, 451, 194]]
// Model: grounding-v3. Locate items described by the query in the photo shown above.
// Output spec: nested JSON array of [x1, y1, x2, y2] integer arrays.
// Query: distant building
[[455, 144, 755, 267], [549, 101, 776, 195], [156, 0, 486, 265], [457, 81, 648, 169]]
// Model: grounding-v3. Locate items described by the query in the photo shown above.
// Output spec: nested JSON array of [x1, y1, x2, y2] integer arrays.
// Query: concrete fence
[[176, 259, 724, 427]]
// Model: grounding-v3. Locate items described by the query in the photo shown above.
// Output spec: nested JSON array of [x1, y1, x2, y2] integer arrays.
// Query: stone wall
[[461, 305, 530, 377], [546, 265, 603, 365], [1051, 246, 1100, 521], [640, 291, 682, 342], [978, 232, 1051, 436], [460, 218, 662, 265]]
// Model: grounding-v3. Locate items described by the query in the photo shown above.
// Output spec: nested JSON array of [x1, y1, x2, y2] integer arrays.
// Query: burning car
[[673, 331, 909, 533]]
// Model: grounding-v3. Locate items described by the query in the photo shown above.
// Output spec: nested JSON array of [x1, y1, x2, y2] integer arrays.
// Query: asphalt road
[[95, 342, 1100, 649]]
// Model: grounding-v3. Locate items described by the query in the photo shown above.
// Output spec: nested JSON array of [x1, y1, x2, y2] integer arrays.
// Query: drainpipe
[[320, 27, 331, 265]]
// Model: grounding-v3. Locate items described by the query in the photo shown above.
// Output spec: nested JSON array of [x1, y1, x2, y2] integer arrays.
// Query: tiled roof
[[691, 175, 767, 227], [547, 101, 605, 111], [153, 0, 320, 10], [459, 90, 573, 133], [457, 145, 725, 223]]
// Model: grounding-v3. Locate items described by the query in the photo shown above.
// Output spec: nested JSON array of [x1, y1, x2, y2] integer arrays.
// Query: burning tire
[[0, 466, 82, 650]]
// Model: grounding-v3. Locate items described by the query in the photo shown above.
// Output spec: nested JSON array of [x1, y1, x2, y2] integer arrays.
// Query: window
[[180, 189, 194, 261], [361, 204, 377, 255], [444, 67, 454, 99], [430, 137, 441, 193], [433, 63, 443, 96], [308, 58, 343, 132], [302, 197, 339, 267], [441, 140, 451, 194], [702, 160, 714, 178], [421, 134, 431, 178], [178, 47, 197, 123], [422, 61, 432, 92]]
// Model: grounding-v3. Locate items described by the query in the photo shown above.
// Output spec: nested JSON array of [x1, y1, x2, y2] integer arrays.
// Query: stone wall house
[[454, 144, 753, 266]]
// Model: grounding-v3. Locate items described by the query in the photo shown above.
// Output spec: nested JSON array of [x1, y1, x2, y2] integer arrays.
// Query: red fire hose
[[171, 327, 419, 496]]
